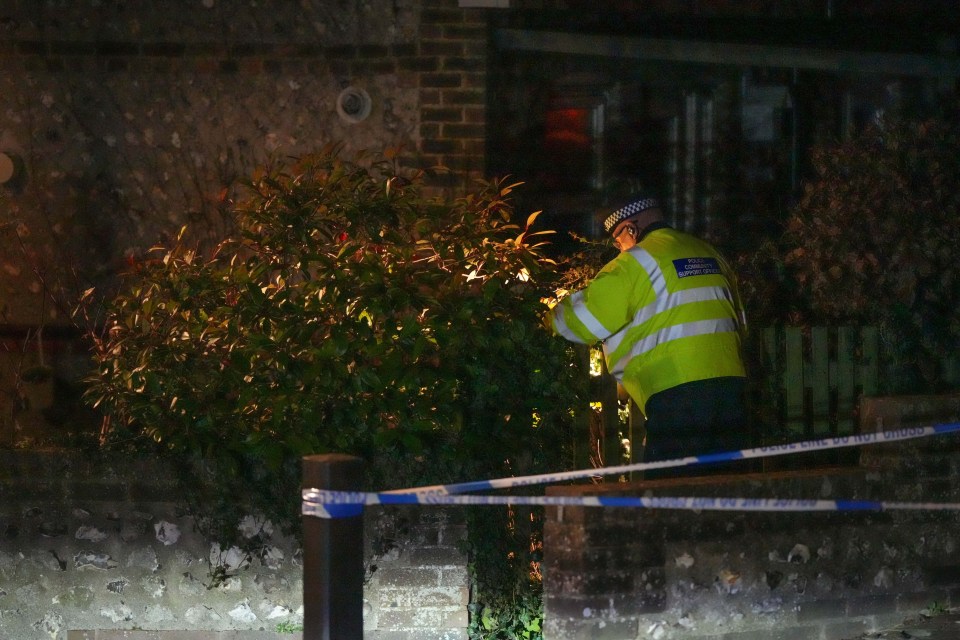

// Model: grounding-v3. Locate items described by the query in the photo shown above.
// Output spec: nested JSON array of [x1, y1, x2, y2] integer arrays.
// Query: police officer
[[548, 194, 750, 474]]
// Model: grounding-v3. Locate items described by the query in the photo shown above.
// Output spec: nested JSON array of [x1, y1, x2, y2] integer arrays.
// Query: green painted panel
[[761, 327, 780, 391], [860, 327, 880, 396], [810, 327, 831, 435], [784, 327, 805, 436], [835, 327, 856, 434]]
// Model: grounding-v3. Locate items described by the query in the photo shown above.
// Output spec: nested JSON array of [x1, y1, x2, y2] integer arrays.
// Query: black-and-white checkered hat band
[[603, 197, 660, 235]]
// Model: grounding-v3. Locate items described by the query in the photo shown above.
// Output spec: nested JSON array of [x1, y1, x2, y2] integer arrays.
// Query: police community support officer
[[548, 194, 751, 473]]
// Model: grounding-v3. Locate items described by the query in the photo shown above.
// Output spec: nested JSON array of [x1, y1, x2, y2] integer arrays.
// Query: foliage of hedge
[[782, 116, 960, 390], [83, 146, 589, 638]]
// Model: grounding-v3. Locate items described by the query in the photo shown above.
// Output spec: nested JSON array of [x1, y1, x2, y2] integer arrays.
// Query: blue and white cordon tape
[[302, 422, 960, 519]]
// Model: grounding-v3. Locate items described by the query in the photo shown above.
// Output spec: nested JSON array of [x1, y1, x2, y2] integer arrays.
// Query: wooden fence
[[587, 326, 887, 473], [754, 325, 881, 439]]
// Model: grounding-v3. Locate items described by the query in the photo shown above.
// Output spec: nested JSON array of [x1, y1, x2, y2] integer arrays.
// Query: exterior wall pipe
[[302, 453, 365, 640]]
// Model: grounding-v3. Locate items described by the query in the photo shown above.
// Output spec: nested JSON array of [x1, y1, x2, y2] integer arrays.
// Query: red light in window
[[545, 108, 590, 148]]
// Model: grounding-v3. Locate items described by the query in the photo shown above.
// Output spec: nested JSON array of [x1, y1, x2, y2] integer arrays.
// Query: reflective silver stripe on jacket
[[608, 317, 739, 379], [567, 290, 610, 340], [553, 291, 606, 344], [604, 247, 732, 354], [604, 285, 735, 357], [605, 247, 739, 378], [627, 247, 666, 297]]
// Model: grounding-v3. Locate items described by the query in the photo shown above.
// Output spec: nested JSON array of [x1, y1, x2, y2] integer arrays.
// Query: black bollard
[[302, 453, 365, 640]]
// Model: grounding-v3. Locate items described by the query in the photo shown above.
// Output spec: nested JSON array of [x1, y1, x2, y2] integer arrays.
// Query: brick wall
[[365, 506, 470, 639], [418, 1, 489, 186], [543, 394, 960, 639]]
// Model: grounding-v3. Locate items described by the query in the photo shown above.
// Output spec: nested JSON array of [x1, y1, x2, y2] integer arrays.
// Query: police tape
[[301, 488, 960, 520], [301, 422, 960, 519], [379, 422, 960, 497]]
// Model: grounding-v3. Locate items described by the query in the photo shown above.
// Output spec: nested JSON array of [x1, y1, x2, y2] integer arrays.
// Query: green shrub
[[782, 116, 960, 391], [467, 504, 545, 640], [83, 145, 587, 637]]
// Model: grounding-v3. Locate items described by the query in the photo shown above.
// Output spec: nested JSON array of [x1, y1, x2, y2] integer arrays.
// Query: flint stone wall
[[0, 0, 487, 326], [0, 0, 489, 447], [0, 451, 469, 640], [544, 393, 960, 640]]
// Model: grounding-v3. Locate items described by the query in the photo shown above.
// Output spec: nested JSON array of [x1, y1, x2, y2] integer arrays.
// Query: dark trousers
[[642, 376, 752, 478]]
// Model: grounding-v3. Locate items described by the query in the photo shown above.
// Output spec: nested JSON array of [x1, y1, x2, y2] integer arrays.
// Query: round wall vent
[[336, 87, 372, 124], [0, 152, 15, 184], [0, 152, 25, 191]]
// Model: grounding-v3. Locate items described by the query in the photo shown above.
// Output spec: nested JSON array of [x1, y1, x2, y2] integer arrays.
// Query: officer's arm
[[548, 258, 636, 343]]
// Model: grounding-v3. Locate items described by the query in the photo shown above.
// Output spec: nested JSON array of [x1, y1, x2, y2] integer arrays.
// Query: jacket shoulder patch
[[672, 257, 721, 278]]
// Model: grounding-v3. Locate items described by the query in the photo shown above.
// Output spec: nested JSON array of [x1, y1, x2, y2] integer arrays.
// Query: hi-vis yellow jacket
[[549, 226, 746, 413]]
